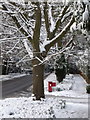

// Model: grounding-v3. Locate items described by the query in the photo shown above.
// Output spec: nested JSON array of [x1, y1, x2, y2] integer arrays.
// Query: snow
[[48, 4, 55, 32], [83, 5, 89, 22], [0, 96, 88, 118], [1, 0, 89, 4], [81, 0, 89, 4], [44, 73, 88, 99], [0, 0, 25, 4], [70, 22, 77, 32], [0, 74, 26, 81], [39, 43, 46, 53], [77, 22, 83, 30], [23, 39, 33, 58], [0, 73, 88, 118], [74, 0, 89, 4], [40, 39, 51, 52], [42, 16, 75, 51]]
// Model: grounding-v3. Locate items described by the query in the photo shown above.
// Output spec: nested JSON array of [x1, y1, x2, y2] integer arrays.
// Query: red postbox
[[48, 81, 56, 92], [52, 82, 56, 91], [52, 82, 56, 87], [48, 82, 52, 92]]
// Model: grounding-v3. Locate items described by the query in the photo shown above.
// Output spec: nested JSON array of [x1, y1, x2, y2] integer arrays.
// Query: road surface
[[0, 72, 50, 98], [1, 74, 32, 98]]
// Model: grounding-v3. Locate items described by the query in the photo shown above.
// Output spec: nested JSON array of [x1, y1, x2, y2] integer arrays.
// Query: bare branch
[[49, 5, 69, 40], [33, 3, 41, 53], [16, 54, 29, 65], [34, 37, 74, 67], [22, 39, 33, 58], [0, 36, 28, 43], [61, 11, 73, 23], [43, 2, 50, 38], [45, 15, 75, 52], [2, 4, 32, 43], [6, 40, 20, 54], [0, 23, 30, 35]]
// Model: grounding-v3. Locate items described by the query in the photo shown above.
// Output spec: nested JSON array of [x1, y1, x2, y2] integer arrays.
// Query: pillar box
[[48, 81, 56, 92], [48, 82, 52, 92], [52, 82, 56, 87]]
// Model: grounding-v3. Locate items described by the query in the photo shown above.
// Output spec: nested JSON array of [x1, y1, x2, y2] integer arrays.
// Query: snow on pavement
[[72, 74, 87, 93], [0, 74, 26, 81], [44, 73, 88, 99], [0, 97, 88, 118], [0, 73, 89, 118]]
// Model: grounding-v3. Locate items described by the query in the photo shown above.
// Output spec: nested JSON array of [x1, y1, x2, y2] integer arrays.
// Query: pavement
[[44, 73, 89, 104]]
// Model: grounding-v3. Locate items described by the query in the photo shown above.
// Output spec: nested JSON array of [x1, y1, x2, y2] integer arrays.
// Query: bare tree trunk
[[32, 58, 45, 100]]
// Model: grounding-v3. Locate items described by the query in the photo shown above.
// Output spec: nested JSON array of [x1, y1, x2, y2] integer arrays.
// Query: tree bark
[[32, 58, 45, 100]]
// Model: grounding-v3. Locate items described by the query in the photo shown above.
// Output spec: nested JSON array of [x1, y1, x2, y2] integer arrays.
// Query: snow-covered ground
[[0, 73, 89, 118], [0, 97, 88, 118], [45, 74, 88, 99], [0, 73, 26, 81]]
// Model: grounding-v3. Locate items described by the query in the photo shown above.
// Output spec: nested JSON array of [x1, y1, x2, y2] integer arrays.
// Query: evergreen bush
[[54, 54, 67, 83], [86, 84, 90, 93]]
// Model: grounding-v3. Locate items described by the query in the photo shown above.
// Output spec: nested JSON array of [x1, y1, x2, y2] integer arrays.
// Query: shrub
[[54, 54, 67, 83], [86, 84, 90, 93]]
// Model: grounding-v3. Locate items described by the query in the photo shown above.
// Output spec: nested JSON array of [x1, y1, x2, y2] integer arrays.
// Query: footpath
[[44, 73, 88, 104]]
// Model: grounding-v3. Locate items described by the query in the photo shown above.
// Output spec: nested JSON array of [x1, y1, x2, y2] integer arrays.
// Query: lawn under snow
[[0, 97, 88, 118], [0, 73, 88, 118]]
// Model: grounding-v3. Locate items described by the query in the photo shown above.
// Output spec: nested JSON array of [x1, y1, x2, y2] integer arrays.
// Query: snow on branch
[[35, 57, 43, 63], [48, 5, 69, 40], [6, 40, 20, 54], [19, 11, 34, 32], [44, 37, 73, 61], [2, 4, 32, 43], [48, 4, 55, 32], [61, 36, 74, 50], [0, 23, 18, 30], [22, 39, 33, 58], [34, 37, 74, 67], [0, 9, 18, 14], [61, 11, 73, 23], [43, 2, 51, 38], [70, 22, 77, 32], [0, 36, 28, 43], [16, 54, 29, 65], [16, 49, 25, 56], [45, 15, 75, 52], [58, 5, 69, 19]]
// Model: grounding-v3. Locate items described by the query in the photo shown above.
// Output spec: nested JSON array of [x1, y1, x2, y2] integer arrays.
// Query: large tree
[[1, 0, 89, 99]]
